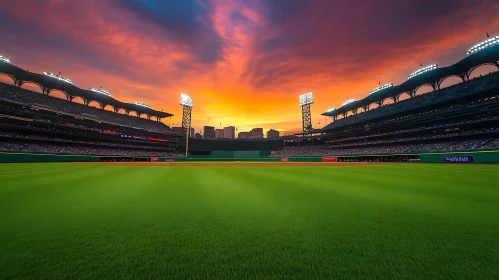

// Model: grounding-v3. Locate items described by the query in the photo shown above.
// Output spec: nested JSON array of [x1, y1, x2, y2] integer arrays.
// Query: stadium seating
[[0, 83, 172, 133], [323, 72, 499, 130], [272, 138, 499, 157]]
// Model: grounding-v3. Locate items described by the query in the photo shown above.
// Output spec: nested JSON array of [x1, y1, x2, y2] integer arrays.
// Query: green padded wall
[[0, 152, 99, 163], [233, 151, 261, 158]]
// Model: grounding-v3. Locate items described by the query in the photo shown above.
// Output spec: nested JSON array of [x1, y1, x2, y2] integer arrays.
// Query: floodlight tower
[[299, 92, 314, 136], [180, 93, 194, 157]]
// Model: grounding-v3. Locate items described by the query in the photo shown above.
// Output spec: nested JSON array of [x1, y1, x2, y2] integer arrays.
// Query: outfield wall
[[0, 152, 100, 163], [0, 152, 151, 163], [2, 150, 499, 163], [187, 150, 271, 159], [418, 150, 499, 163]]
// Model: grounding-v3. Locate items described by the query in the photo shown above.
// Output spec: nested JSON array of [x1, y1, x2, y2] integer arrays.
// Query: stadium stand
[[0, 82, 183, 157], [273, 69, 499, 157], [0, 83, 173, 133]]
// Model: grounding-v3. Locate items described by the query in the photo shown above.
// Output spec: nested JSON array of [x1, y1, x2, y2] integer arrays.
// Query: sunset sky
[[1, 0, 498, 134]]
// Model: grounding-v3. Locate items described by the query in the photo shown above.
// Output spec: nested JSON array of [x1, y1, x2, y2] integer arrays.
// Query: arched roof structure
[[0, 62, 172, 119], [322, 44, 499, 118]]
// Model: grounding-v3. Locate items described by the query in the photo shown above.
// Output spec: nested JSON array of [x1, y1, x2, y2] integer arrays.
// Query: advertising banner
[[281, 158, 289, 162], [323, 156, 337, 162], [443, 156, 474, 163], [166, 158, 175, 162], [150, 157, 158, 162]]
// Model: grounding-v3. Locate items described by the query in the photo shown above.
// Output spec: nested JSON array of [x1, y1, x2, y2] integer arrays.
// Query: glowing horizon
[[0, 0, 498, 134]]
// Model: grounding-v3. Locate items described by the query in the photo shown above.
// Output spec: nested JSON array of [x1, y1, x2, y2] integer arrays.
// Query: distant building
[[223, 126, 236, 139], [194, 133, 202, 139], [203, 126, 216, 139], [267, 129, 280, 139], [172, 126, 183, 134], [238, 131, 251, 139], [215, 129, 224, 139], [250, 128, 264, 139], [172, 126, 195, 137]]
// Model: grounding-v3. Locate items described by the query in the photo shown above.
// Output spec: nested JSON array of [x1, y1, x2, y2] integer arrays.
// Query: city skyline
[[0, 0, 498, 134]]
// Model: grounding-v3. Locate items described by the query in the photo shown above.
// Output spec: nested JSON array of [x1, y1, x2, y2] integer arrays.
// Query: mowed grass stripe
[[0, 164, 498, 279], [230, 167, 499, 278]]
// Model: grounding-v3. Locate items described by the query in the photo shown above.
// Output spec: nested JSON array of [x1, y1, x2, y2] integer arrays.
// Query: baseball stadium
[[1, 16, 499, 280]]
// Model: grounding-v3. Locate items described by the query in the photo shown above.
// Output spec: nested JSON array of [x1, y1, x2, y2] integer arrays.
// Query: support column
[[182, 106, 193, 136], [459, 73, 468, 82], [301, 104, 312, 136], [41, 86, 52, 95], [14, 78, 24, 88], [408, 89, 417, 98], [390, 95, 400, 103], [430, 82, 437, 91]]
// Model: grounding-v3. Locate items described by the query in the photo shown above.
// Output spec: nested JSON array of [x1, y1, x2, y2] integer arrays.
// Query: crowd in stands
[[0, 83, 172, 133], [272, 138, 499, 157], [326, 127, 499, 148], [325, 116, 499, 144], [323, 71, 499, 130], [0, 131, 173, 151], [0, 141, 183, 157]]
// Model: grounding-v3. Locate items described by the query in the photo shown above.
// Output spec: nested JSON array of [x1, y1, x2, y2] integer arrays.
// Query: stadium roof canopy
[[0, 63, 172, 119], [322, 44, 499, 118]]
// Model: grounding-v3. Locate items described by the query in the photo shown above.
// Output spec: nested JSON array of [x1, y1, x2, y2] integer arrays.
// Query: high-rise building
[[267, 129, 280, 139], [190, 127, 195, 138], [203, 126, 216, 139], [250, 128, 264, 139], [238, 131, 251, 139], [223, 126, 236, 139], [215, 129, 224, 139], [194, 133, 202, 139]]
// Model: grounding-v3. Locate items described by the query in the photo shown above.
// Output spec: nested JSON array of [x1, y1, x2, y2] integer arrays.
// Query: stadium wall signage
[[322, 156, 337, 162], [443, 156, 474, 163]]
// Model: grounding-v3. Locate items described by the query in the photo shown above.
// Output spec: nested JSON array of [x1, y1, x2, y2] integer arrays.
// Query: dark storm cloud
[[120, 0, 224, 64], [245, 0, 499, 89]]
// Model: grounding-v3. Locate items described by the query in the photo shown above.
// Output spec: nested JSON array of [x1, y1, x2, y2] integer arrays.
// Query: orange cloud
[[0, 0, 498, 135]]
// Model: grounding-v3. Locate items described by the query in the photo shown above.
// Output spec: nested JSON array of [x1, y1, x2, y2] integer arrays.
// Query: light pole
[[180, 93, 193, 158], [299, 92, 314, 136]]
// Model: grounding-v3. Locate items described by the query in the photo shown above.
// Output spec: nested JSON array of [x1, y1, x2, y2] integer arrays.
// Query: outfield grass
[[0, 163, 498, 279]]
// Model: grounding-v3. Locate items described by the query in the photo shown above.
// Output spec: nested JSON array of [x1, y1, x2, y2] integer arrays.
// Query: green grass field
[[0, 163, 498, 279]]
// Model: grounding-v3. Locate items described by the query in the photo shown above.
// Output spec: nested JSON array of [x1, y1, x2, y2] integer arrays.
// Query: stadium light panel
[[91, 87, 111, 97], [0, 55, 10, 63], [467, 36, 499, 55], [180, 93, 193, 107], [299, 92, 314, 106], [133, 101, 151, 108], [370, 83, 393, 95], [342, 99, 355, 106], [43, 71, 73, 84], [408, 64, 438, 79]]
